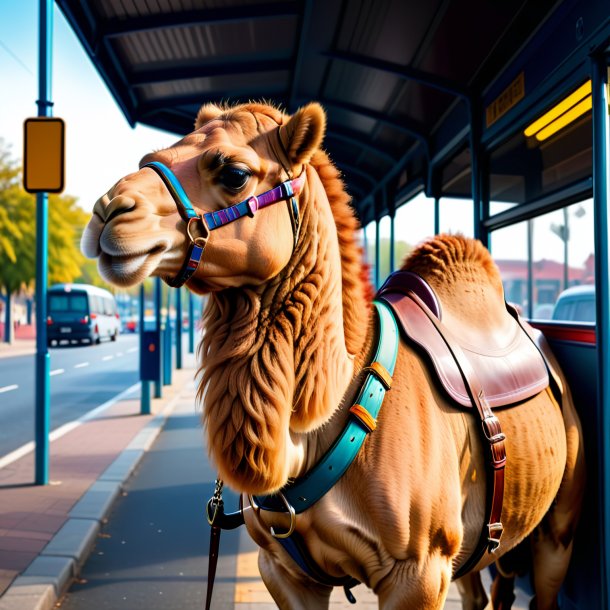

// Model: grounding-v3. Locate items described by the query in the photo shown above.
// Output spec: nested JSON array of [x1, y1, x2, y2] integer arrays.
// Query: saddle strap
[[385, 292, 507, 579]]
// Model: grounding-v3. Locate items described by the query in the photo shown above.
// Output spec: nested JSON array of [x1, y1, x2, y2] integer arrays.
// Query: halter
[[142, 160, 305, 288]]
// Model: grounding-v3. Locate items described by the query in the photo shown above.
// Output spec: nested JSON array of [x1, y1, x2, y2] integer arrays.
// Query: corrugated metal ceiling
[[56, 0, 562, 223]]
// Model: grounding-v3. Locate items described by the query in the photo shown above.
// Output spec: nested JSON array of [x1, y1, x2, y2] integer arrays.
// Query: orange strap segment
[[363, 361, 393, 390], [349, 404, 377, 432]]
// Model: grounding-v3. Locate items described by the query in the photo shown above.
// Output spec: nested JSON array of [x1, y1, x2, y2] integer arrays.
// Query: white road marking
[[50, 368, 65, 376], [0, 384, 18, 394], [74, 362, 90, 369], [116, 352, 124, 357], [127, 347, 138, 353], [0, 382, 141, 470], [102, 355, 114, 361]]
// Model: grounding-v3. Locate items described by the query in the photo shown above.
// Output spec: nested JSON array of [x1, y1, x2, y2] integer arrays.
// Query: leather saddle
[[377, 271, 549, 409], [376, 270, 554, 578]]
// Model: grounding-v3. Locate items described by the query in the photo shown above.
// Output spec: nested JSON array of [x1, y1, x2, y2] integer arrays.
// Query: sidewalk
[[0, 338, 36, 359], [0, 353, 197, 610]]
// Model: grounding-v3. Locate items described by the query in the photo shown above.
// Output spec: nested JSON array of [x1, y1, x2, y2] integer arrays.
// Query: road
[[0, 334, 140, 459]]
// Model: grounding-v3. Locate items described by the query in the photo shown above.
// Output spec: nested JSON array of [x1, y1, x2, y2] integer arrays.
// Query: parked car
[[47, 284, 120, 346], [551, 285, 595, 323]]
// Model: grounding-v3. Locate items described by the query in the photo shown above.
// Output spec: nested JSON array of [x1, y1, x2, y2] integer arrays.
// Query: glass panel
[[439, 198, 473, 236], [489, 200, 517, 216], [490, 199, 595, 321], [489, 80, 592, 206], [490, 222, 529, 315], [532, 202, 594, 320], [393, 192, 435, 269], [378, 216, 392, 281]]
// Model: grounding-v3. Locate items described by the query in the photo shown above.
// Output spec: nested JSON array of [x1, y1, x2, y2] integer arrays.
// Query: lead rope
[[205, 478, 224, 610]]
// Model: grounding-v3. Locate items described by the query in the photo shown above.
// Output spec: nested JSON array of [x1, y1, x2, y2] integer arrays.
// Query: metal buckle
[[487, 522, 503, 553], [247, 196, 259, 217], [481, 415, 506, 444], [187, 215, 209, 247], [269, 491, 296, 539], [247, 492, 297, 539]]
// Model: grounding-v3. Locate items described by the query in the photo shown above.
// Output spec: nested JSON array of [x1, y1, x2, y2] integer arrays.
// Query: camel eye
[[217, 166, 251, 192]]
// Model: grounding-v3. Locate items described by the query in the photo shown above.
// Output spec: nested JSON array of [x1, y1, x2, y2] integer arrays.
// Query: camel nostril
[[106, 206, 133, 224], [93, 193, 137, 224]]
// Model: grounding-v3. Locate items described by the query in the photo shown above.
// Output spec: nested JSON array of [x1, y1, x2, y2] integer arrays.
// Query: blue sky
[[0, 1, 177, 211]]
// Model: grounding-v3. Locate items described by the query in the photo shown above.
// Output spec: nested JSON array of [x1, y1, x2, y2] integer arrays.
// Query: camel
[[81, 101, 585, 610]]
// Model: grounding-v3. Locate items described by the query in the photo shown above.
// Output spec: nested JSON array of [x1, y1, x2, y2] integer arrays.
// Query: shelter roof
[[57, 0, 605, 224]]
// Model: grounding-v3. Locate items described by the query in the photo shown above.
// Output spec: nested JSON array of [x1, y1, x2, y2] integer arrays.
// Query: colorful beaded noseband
[[143, 160, 305, 288]]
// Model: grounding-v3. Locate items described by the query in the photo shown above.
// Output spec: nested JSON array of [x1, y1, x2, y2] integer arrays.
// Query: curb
[[0, 384, 188, 610]]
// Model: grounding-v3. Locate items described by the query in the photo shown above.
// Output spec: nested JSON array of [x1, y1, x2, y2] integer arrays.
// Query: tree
[[0, 142, 90, 341]]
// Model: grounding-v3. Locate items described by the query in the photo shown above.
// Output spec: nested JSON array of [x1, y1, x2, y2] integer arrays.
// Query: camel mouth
[[98, 244, 168, 287]]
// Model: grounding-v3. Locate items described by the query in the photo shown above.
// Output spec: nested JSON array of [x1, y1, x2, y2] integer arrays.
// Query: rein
[[142, 160, 305, 288]]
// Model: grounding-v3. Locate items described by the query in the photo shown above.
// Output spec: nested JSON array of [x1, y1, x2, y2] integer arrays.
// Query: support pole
[[154, 277, 162, 398], [592, 53, 610, 610], [434, 197, 440, 235], [389, 213, 395, 273], [188, 291, 195, 354], [469, 100, 483, 242], [175, 288, 182, 369], [34, 0, 53, 485], [139, 284, 150, 415], [374, 219, 381, 289], [163, 288, 172, 386]]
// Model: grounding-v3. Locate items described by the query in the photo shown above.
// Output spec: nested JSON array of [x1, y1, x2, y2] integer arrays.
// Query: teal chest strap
[[253, 299, 399, 515]]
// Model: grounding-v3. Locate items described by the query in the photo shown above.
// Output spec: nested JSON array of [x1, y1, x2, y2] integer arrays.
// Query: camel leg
[[257, 547, 332, 610], [529, 388, 586, 610], [376, 554, 452, 610], [490, 571, 516, 610], [455, 571, 490, 610]]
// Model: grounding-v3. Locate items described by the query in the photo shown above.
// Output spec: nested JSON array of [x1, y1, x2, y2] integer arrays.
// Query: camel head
[[81, 102, 326, 293]]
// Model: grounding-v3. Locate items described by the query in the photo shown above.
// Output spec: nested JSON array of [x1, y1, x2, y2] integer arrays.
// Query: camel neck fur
[[197, 157, 371, 495]]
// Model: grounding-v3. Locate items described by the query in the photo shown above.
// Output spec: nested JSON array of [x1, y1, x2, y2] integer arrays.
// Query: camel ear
[[280, 103, 326, 165], [195, 103, 225, 129]]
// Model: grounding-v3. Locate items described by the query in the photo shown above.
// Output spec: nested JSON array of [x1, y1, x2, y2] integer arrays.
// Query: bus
[[47, 283, 120, 346]]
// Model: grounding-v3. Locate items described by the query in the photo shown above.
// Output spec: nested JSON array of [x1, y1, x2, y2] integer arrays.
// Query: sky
[[0, 1, 594, 269], [0, 1, 177, 212]]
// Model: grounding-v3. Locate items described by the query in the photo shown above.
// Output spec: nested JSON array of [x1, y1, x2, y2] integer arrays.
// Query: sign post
[[22, 0, 63, 485]]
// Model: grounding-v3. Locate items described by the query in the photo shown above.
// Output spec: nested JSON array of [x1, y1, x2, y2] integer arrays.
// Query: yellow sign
[[23, 117, 65, 193], [486, 73, 525, 128]]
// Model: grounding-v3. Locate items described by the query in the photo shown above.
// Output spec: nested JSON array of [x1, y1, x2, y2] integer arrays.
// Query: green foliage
[[0, 141, 92, 295]]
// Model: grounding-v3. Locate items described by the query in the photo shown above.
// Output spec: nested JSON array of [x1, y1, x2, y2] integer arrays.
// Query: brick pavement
[[0, 358, 196, 609]]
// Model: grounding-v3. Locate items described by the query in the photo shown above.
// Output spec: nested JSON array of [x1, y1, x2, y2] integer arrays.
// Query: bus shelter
[[55, 1, 610, 606]]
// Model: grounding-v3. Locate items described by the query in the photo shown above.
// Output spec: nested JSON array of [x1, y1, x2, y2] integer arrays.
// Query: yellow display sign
[[485, 73, 525, 128], [23, 117, 65, 193]]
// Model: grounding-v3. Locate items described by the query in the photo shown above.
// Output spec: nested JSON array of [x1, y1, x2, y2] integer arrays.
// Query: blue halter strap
[[253, 299, 399, 515], [142, 160, 304, 288]]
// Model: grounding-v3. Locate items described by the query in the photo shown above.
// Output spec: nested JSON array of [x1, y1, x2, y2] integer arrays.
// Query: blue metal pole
[[389, 213, 395, 273], [154, 277, 162, 398], [374, 219, 381, 289], [592, 53, 610, 610], [188, 291, 195, 354], [139, 284, 150, 415], [175, 288, 182, 369], [434, 197, 440, 235], [163, 286, 172, 386], [34, 0, 53, 485], [469, 100, 483, 241]]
